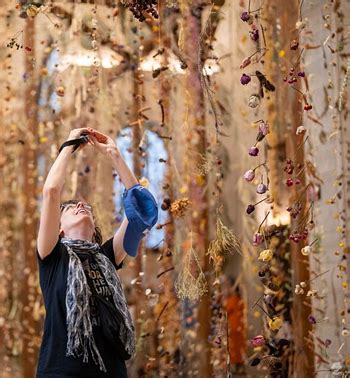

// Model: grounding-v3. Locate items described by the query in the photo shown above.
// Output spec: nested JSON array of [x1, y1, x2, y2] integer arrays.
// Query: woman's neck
[[62, 230, 93, 242]]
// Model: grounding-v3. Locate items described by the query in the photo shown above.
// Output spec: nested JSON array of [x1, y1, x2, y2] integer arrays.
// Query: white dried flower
[[248, 94, 260, 108], [301, 246, 312, 256], [295, 285, 304, 295], [296, 20, 307, 30], [306, 290, 318, 297], [296, 126, 306, 135]]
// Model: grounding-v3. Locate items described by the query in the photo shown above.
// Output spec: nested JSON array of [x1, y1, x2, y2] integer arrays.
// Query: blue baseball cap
[[122, 183, 158, 257]]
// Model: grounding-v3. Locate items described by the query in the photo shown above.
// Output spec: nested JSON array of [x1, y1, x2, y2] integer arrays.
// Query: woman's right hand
[[66, 128, 93, 151]]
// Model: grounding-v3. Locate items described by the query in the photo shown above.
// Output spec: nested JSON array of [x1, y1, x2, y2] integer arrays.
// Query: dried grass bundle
[[175, 247, 208, 301], [207, 217, 242, 271]]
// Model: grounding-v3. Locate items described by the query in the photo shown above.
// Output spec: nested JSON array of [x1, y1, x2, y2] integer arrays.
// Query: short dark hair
[[60, 199, 103, 246]]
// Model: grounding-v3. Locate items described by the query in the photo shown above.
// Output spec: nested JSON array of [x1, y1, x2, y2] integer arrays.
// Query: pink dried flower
[[253, 232, 264, 246], [243, 169, 255, 182], [250, 335, 265, 347], [240, 57, 252, 69], [259, 121, 270, 136]]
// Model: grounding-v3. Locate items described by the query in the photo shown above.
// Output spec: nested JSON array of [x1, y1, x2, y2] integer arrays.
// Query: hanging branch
[[198, 1, 226, 141]]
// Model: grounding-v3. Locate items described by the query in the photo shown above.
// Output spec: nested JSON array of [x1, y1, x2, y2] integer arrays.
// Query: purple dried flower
[[240, 73, 251, 85], [325, 339, 332, 347], [256, 183, 268, 194], [250, 29, 259, 42], [246, 204, 255, 214], [308, 315, 317, 324], [249, 146, 259, 156], [243, 169, 255, 182], [298, 71, 305, 77], [240, 11, 250, 22]]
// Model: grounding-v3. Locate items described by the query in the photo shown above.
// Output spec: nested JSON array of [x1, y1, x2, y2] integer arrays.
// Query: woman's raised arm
[[37, 128, 90, 260]]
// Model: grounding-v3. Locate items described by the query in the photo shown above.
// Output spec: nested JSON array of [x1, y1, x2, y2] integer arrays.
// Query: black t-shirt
[[35, 237, 128, 378]]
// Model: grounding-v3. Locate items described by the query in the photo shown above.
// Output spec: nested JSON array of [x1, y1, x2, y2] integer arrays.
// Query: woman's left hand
[[87, 128, 118, 157]]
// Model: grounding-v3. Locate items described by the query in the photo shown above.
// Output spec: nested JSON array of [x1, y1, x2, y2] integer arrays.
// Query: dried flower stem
[[258, 211, 270, 233]]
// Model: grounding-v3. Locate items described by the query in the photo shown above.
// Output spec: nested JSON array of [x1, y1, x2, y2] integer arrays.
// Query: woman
[[36, 128, 158, 377]]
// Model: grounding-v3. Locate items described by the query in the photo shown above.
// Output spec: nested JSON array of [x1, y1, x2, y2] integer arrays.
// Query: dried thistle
[[207, 217, 242, 270], [169, 198, 191, 218], [175, 247, 208, 301]]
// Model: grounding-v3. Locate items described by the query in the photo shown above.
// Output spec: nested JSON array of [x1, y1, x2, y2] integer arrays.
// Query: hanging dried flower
[[248, 94, 260, 108], [253, 232, 264, 246], [246, 204, 255, 214], [296, 20, 307, 30], [258, 249, 273, 262], [246, 197, 268, 214], [286, 178, 294, 187], [243, 169, 255, 182], [250, 28, 259, 42], [308, 315, 317, 324], [122, 0, 159, 22], [240, 73, 251, 85], [295, 284, 304, 295], [259, 121, 270, 136], [290, 39, 299, 50], [256, 183, 268, 194], [268, 316, 283, 331], [250, 335, 265, 347], [174, 246, 208, 301], [306, 289, 318, 297], [169, 198, 191, 218], [26, 5, 40, 18], [301, 245, 312, 256], [56, 86, 65, 97], [139, 177, 150, 188], [240, 11, 250, 22], [240, 57, 252, 69], [249, 146, 259, 156], [207, 217, 242, 271], [296, 125, 306, 135]]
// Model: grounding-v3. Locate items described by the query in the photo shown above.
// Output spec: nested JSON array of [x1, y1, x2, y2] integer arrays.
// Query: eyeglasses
[[61, 203, 93, 212]]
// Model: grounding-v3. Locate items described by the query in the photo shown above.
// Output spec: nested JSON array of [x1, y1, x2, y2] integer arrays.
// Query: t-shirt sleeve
[[36, 237, 61, 266], [100, 237, 124, 270]]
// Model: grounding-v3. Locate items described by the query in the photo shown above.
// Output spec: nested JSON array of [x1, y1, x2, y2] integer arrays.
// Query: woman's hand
[[87, 128, 118, 157], [67, 127, 90, 141], [66, 127, 93, 152]]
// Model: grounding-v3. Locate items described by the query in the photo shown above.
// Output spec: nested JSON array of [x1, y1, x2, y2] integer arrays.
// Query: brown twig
[[157, 267, 175, 279]]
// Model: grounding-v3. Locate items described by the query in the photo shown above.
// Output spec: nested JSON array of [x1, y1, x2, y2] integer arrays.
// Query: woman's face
[[60, 201, 95, 233]]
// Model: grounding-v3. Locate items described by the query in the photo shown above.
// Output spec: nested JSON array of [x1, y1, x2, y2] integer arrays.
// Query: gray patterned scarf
[[61, 237, 135, 373]]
